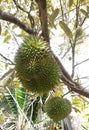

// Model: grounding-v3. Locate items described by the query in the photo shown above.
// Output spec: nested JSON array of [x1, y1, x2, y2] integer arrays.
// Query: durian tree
[[0, 0, 89, 129]]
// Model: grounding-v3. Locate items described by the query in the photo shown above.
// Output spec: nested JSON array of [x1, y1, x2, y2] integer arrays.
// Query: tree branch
[[59, 0, 64, 21], [35, 0, 89, 98], [12, 0, 28, 13], [35, 0, 49, 42], [0, 69, 15, 80], [12, 0, 35, 28], [0, 9, 37, 35], [74, 58, 89, 67], [0, 53, 14, 65], [52, 52, 89, 98]]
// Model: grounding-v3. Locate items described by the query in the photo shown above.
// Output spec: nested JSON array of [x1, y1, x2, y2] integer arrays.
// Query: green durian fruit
[[15, 35, 60, 94], [44, 97, 72, 122]]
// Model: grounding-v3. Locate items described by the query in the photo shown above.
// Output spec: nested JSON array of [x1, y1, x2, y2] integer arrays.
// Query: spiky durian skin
[[15, 36, 60, 94], [44, 97, 72, 122]]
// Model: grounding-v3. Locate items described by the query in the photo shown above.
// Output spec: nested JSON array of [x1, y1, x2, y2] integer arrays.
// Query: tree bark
[[0, 9, 37, 35], [35, 0, 49, 42]]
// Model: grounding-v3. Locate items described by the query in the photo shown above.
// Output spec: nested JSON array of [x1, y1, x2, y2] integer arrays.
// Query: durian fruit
[[15, 35, 60, 94], [44, 97, 72, 122]]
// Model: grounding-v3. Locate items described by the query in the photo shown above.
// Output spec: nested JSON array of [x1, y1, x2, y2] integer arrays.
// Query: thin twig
[[12, 0, 28, 13], [28, 0, 35, 28], [74, 58, 89, 67], [62, 46, 71, 58], [56, 1, 89, 21], [81, 85, 89, 91], [12, 0, 35, 28], [59, 0, 64, 21], [75, 76, 89, 81], [62, 90, 72, 97], [71, 0, 80, 78], [28, 11, 35, 28], [0, 69, 15, 80], [0, 53, 14, 65], [80, 17, 87, 26], [81, 125, 88, 130], [75, 0, 79, 28], [0, 9, 37, 35], [6, 24, 19, 46]]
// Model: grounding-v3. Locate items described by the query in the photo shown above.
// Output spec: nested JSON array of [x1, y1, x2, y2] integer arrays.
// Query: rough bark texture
[[35, 0, 49, 42]]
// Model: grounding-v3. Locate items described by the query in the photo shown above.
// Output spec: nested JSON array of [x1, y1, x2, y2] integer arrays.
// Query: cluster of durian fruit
[[15, 35, 72, 122]]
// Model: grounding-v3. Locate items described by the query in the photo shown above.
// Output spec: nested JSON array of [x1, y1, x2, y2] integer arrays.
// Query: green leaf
[[87, 6, 89, 13], [50, 8, 59, 23], [15, 87, 26, 108], [68, 0, 74, 8], [24, 0, 27, 4], [59, 21, 73, 38], [12, 24, 17, 30], [17, 30, 26, 38], [4, 90, 18, 115], [80, 0, 86, 3], [3, 34, 11, 43], [2, 29, 8, 36], [80, 8, 88, 17], [75, 27, 83, 38]]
